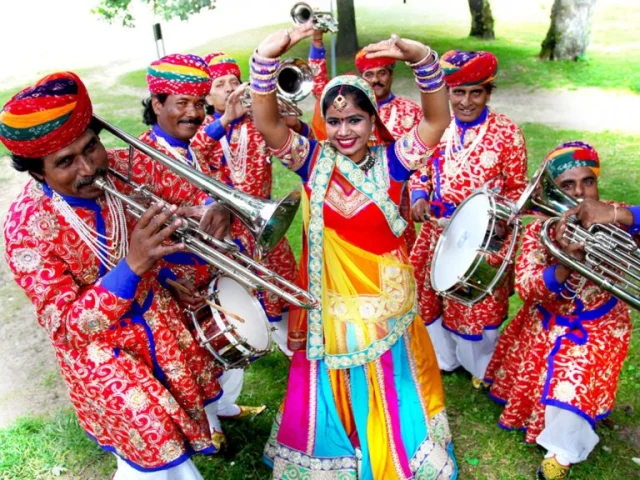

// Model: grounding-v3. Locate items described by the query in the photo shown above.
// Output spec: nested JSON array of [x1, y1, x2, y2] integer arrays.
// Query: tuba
[[516, 159, 640, 310], [290, 2, 338, 33], [93, 116, 319, 310], [241, 58, 313, 116]]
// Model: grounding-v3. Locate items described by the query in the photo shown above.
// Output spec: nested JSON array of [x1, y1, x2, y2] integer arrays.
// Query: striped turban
[[0, 72, 92, 158], [440, 50, 498, 87], [354, 48, 395, 73], [147, 54, 212, 96], [205, 52, 242, 81], [546, 141, 600, 179]]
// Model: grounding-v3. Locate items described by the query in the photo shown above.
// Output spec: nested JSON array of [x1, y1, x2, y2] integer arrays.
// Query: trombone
[[290, 2, 338, 33], [94, 116, 319, 310]]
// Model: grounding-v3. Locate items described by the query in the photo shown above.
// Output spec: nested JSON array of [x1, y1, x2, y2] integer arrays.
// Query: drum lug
[[457, 276, 486, 292], [203, 325, 236, 344]]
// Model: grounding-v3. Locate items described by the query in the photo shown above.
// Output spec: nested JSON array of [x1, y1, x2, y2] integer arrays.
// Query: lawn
[[1, 3, 640, 479]]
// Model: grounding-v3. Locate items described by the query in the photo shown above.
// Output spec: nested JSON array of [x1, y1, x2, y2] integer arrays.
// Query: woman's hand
[[256, 22, 315, 58], [363, 34, 430, 65], [411, 198, 430, 223]]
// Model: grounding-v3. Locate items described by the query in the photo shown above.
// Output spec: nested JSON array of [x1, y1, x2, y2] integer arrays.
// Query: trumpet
[[241, 58, 313, 116], [95, 115, 297, 253], [516, 160, 640, 310], [94, 171, 318, 310], [291, 2, 338, 33]]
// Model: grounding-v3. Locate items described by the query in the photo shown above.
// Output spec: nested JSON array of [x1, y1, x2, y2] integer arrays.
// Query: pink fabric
[[378, 350, 413, 478], [278, 351, 314, 453]]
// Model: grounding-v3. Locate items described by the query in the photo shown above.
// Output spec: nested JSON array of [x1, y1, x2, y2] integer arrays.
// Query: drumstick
[[166, 279, 245, 324]]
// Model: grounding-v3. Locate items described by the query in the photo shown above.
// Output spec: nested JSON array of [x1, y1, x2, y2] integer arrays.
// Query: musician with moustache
[[1, 72, 227, 479], [308, 29, 422, 253], [484, 142, 632, 480], [408, 51, 528, 388]]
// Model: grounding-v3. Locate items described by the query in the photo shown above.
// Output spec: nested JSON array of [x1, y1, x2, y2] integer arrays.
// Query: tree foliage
[[92, 0, 216, 27]]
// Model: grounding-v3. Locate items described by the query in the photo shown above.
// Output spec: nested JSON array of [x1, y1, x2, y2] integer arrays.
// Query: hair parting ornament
[[333, 85, 348, 112]]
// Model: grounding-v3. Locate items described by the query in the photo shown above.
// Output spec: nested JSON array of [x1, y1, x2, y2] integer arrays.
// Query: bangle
[[405, 48, 434, 68], [613, 204, 619, 223], [250, 51, 280, 95], [415, 69, 446, 93]]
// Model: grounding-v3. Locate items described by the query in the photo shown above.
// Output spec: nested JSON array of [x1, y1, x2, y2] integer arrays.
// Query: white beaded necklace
[[441, 117, 489, 193], [221, 123, 249, 184], [51, 178, 128, 270]]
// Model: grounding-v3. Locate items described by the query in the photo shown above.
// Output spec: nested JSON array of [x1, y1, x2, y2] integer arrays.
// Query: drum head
[[432, 193, 491, 292], [209, 277, 270, 351]]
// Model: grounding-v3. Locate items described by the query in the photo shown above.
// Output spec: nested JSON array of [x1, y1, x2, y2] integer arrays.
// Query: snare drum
[[190, 275, 271, 369], [430, 191, 521, 306]]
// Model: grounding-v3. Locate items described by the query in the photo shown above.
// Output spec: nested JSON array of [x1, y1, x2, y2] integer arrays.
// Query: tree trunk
[[336, 0, 358, 57], [468, 0, 495, 39], [540, 0, 597, 60]]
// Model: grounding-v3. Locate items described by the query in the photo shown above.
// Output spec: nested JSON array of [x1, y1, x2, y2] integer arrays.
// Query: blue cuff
[[157, 267, 178, 290], [411, 190, 428, 206], [100, 259, 141, 300], [543, 264, 565, 294], [309, 44, 326, 60], [299, 121, 310, 138], [628, 206, 640, 234], [205, 119, 226, 141], [386, 143, 412, 182], [204, 197, 214, 205], [164, 251, 208, 266]]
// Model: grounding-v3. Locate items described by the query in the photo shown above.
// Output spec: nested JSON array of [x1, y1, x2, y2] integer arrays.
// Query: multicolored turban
[[354, 48, 395, 73], [147, 54, 212, 96], [546, 141, 600, 179], [205, 52, 242, 81], [0, 72, 93, 158], [440, 50, 498, 87]]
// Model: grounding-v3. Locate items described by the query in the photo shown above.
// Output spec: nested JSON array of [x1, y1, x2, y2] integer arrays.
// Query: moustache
[[76, 168, 108, 189], [178, 118, 203, 126], [372, 82, 385, 89]]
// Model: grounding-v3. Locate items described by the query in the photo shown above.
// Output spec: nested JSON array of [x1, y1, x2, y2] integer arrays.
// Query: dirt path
[[0, 77, 638, 428]]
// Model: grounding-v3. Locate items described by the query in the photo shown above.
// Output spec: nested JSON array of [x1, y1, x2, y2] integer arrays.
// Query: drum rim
[[430, 191, 491, 293]]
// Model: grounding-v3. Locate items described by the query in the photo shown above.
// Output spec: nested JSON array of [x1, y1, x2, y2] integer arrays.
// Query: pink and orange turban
[[205, 52, 242, 81], [147, 54, 212, 96], [440, 50, 498, 87], [0, 72, 93, 158], [546, 141, 600, 179], [354, 48, 395, 73]]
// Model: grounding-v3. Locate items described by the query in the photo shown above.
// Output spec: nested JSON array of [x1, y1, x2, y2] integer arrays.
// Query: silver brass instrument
[[92, 116, 318, 311], [95, 115, 298, 253], [291, 2, 338, 33], [241, 58, 313, 116], [519, 159, 640, 310]]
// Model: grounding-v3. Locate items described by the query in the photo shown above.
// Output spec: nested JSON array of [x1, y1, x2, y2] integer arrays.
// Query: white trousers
[[113, 456, 203, 480], [426, 316, 500, 379], [536, 406, 600, 465]]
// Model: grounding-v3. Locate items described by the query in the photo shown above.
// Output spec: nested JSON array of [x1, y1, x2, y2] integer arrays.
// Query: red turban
[[205, 52, 242, 81], [147, 54, 212, 96], [440, 50, 498, 87], [354, 48, 395, 73], [0, 72, 92, 158]]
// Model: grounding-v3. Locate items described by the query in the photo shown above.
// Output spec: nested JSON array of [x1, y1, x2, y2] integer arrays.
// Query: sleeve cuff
[[628, 206, 640, 233], [205, 119, 226, 141], [204, 197, 215, 205], [411, 190, 428, 205], [157, 267, 178, 290], [100, 259, 141, 299], [309, 44, 326, 60], [543, 264, 565, 294]]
